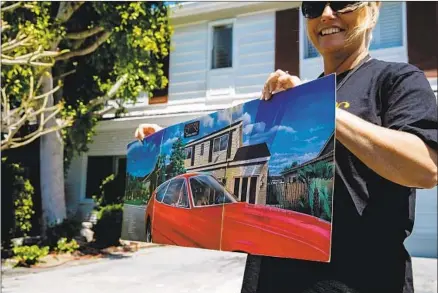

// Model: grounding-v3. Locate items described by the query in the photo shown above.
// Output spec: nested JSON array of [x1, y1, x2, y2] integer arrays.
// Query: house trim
[[228, 156, 271, 167], [170, 2, 300, 20], [281, 152, 334, 177], [185, 121, 242, 147], [188, 158, 270, 174], [79, 155, 92, 204]]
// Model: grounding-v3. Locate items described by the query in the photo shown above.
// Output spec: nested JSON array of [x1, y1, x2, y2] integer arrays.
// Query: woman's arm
[[336, 108, 437, 189]]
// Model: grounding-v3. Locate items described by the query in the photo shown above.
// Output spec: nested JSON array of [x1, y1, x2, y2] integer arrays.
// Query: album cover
[[122, 74, 336, 262]]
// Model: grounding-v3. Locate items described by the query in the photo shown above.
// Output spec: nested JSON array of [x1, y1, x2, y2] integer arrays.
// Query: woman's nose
[[321, 5, 336, 21]]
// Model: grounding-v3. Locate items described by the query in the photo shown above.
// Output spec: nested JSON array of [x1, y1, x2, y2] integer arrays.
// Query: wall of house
[[225, 162, 268, 204], [194, 141, 210, 166], [229, 128, 241, 160], [169, 10, 275, 102]]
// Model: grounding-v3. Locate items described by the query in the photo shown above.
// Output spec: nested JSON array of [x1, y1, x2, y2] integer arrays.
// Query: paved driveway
[[2, 246, 437, 293]]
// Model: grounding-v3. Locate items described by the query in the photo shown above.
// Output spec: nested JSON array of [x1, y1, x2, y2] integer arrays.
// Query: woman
[[135, 2, 437, 292]]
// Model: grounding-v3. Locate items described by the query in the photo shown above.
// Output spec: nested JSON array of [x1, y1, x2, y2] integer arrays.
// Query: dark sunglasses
[[301, 2, 366, 19]]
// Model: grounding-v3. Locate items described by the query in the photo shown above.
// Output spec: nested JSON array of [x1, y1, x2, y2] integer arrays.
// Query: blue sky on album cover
[[127, 74, 336, 178]]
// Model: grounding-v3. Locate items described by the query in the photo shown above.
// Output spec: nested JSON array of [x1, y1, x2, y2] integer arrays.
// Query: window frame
[[298, 2, 407, 81], [188, 175, 235, 208], [161, 178, 190, 209], [185, 147, 192, 160], [213, 133, 229, 154], [207, 18, 237, 73]]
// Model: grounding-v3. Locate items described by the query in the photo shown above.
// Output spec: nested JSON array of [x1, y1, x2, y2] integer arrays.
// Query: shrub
[[13, 245, 49, 267], [92, 174, 125, 209], [55, 238, 80, 254], [1, 158, 36, 248], [308, 178, 333, 221], [44, 219, 81, 249], [94, 204, 124, 248]]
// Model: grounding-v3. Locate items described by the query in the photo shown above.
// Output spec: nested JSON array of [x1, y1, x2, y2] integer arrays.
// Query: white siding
[[235, 11, 275, 95], [168, 11, 275, 101], [87, 130, 140, 156], [169, 23, 208, 102]]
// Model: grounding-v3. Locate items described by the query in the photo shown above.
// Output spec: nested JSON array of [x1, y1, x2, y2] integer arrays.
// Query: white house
[[65, 2, 437, 257]]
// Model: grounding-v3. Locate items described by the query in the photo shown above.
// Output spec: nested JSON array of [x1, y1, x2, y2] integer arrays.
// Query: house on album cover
[[281, 132, 335, 183], [183, 120, 271, 205]]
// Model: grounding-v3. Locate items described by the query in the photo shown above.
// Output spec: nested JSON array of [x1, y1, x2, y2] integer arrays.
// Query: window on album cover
[[213, 134, 229, 153]]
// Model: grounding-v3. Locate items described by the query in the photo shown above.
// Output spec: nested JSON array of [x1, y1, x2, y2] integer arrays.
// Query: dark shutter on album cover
[[406, 2, 437, 78], [191, 146, 195, 166], [208, 138, 214, 162], [275, 8, 300, 76]]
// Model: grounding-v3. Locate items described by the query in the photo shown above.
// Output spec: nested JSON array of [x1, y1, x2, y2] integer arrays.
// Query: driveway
[[2, 246, 437, 293]]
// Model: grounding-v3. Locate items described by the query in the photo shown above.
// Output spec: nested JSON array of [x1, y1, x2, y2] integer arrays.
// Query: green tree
[[1, 2, 173, 231], [157, 153, 167, 185], [168, 137, 186, 178], [297, 161, 334, 183]]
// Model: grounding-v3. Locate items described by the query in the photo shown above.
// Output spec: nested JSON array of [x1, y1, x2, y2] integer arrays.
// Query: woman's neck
[[323, 48, 370, 76]]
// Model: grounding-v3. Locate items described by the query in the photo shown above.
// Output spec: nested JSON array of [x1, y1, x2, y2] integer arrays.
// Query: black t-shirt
[[240, 58, 438, 293]]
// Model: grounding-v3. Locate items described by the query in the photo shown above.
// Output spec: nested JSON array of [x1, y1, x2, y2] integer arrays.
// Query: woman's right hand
[[260, 69, 302, 101], [134, 123, 163, 141]]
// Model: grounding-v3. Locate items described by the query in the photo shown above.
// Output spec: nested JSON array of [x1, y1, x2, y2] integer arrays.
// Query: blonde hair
[[346, 2, 381, 49]]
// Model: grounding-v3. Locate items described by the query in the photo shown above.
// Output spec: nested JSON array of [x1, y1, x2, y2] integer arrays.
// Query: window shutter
[[275, 8, 300, 76], [302, 20, 319, 59], [370, 2, 403, 50], [407, 2, 437, 77]]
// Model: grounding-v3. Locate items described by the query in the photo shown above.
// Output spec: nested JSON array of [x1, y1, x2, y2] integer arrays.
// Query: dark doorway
[[241, 178, 248, 202], [249, 177, 257, 204]]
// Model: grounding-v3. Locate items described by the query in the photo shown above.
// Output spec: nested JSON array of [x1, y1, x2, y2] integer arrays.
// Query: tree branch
[[1, 2, 22, 12], [55, 31, 111, 61], [88, 73, 128, 109], [54, 69, 76, 81], [56, 1, 85, 23], [1, 122, 70, 151], [1, 59, 55, 67], [65, 26, 105, 40], [1, 35, 32, 52]]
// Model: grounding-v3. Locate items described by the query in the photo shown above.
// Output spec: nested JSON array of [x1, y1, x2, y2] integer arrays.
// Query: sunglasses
[[301, 2, 366, 19]]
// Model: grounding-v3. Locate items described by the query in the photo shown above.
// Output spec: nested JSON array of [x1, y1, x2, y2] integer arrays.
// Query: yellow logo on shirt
[[336, 101, 350, 109]]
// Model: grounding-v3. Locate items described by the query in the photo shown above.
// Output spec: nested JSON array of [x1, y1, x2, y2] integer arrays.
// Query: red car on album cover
[[145, 172, 331, 262]]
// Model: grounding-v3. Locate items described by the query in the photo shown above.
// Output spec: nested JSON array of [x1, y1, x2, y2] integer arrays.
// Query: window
[[185, 148, 192, 160], [302, 2, 404, 59], [234, 176, 258, 203], [85, 156, 126, 199], [177, 181, 190, 208], [241, 178, 248, 202], [200, 143, 204, 156], [162, 179, 185, 206], [233, 178, 240, 198], [155, 181, 169, 202], [211, 24, 233, 69], [213, 134, 229, 153], [190, 175, 236, 206]]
